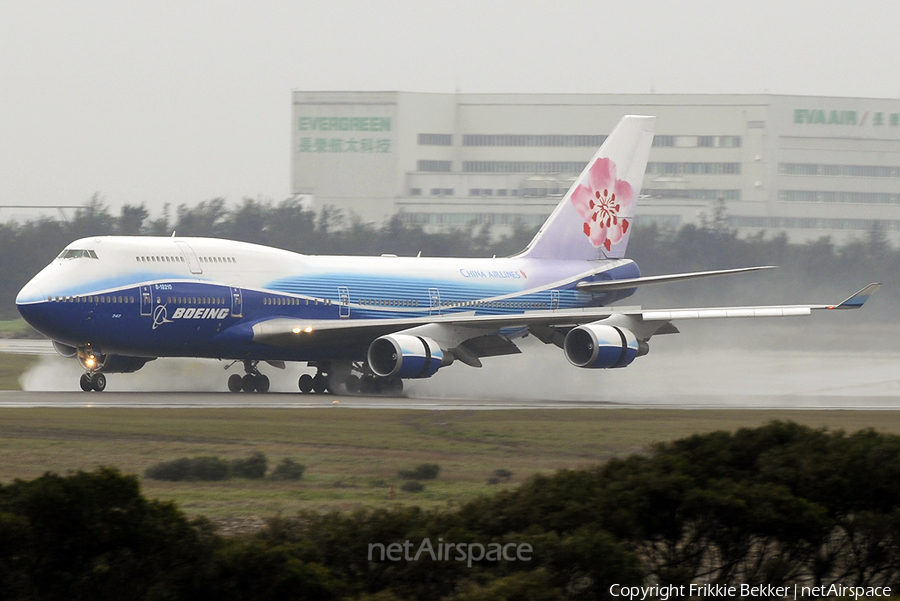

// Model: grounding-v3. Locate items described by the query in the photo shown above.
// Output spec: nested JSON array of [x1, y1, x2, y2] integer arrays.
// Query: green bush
[[270, 458, 306, 481], [400, 481, 424, 493], [397, 463, 440, 480], [145, 456, 230, 481], [488, 468, 513, 483], [232, 451, 268, 479]]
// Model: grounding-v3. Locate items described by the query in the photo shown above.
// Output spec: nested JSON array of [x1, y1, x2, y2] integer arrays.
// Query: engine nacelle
[[52, 340, 77, 358], [563, 324, 646, 369], [367, 334, 445, 379]]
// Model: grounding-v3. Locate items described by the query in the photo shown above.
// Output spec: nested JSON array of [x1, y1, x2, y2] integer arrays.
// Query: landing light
[[292, 326, 314, 334]]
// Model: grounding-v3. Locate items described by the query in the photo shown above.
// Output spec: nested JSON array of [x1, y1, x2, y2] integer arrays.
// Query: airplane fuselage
[[16, 236, 640, 363]]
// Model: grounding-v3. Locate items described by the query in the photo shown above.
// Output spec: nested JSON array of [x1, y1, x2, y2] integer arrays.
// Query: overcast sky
[[2, 0, 900, 221]]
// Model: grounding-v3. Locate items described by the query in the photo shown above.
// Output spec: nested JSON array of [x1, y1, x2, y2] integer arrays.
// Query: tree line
[[2, 196, 897, 320], [3, 422, 900, 599]]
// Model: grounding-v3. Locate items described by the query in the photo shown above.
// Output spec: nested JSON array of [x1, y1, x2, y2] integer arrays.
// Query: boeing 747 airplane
[[16, 116, 880, 393]]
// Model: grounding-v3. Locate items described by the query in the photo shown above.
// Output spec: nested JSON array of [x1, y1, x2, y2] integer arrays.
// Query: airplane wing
[[250, 283, 880, 362]]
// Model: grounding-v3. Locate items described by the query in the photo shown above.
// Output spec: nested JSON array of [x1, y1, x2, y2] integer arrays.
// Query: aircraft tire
[[359, 376, 375, 395], [387, 378, 403, 395], [312, 374, 327, 394], [241, 374, 256, 393], [345, 375, 361, 394], [91, 373, 107, 392], [227, 374, 243, 393], [298, 374, 313, 393], [80, 373, 92, 392], [256, 374, 270, 393]]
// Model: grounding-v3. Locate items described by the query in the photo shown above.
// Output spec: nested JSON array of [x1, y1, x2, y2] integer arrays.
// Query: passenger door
[[174, 241, 203, 274], [140, 285, 152, 316], [338, 286, 350, 318], [230, 287, 243, 318], [429, 287, 441, 316]]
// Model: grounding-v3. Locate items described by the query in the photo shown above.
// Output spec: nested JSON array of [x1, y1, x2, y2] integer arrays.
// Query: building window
[[409, 188, 421, 196], [779, 163, 900, 178], [418, 133, 452, 146], [719, 136, 742, 148], [417, 160, 452, 172], [463, 161, 587, 174], [642, 189, 740, 201], [646, 162, 741, 175], [698, 136, 715, 147], [778, 190, 900, 205], [462, 134, 606, 147], [730, 215, 900, 232]]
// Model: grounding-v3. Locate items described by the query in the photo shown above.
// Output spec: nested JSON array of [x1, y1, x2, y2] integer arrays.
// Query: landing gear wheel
[[298, 374, 313, 393], [386, 378, 403, 395], [80, 373, 92, 392], [312, 373, 327, 394], [91, 373, 107, 392], [360, 376, 376, 395], [255, 374, 270, 393], [345, 375, 361, 395], [241, 374, 257, 393], [228, 374, 243, 393]]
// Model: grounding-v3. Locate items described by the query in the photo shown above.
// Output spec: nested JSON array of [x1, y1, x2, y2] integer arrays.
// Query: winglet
[[828, 283, 881, 309]]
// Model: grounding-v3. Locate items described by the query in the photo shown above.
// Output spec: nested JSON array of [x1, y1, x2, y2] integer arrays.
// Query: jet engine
[[563, 324, 648, 369], [367, 334, 447, 379]]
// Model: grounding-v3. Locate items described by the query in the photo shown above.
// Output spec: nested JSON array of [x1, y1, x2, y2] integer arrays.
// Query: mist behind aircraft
[[21, 320, 900, 403]]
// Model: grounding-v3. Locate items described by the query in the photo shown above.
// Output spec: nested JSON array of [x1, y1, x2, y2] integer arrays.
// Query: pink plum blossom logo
[[570, 158, 633, 251]]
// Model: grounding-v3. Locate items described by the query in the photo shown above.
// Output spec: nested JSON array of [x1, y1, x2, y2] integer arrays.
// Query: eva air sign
[[794, 109, 900, 127]]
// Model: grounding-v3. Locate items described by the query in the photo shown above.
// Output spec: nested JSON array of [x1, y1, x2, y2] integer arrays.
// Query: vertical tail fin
[[517, 115, 656, 260]]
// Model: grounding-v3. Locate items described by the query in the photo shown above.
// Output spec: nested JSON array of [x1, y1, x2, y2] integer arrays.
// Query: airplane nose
[[16, 280, 45, 305]]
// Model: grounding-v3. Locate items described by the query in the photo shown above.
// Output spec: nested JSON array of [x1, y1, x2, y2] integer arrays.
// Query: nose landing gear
[[79, 372, 107, 392], [77, 346, 107, 392], [227, 360, 270, 393]]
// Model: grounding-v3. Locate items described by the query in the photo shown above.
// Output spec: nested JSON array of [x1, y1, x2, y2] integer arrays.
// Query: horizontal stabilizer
[[576, 266, 776, 292]]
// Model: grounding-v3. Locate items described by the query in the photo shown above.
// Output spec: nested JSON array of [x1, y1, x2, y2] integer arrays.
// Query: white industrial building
[[291, 92, 900, 244]]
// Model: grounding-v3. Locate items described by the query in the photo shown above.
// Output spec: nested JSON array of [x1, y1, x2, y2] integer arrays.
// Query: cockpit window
[[56, 249, 98, 260]]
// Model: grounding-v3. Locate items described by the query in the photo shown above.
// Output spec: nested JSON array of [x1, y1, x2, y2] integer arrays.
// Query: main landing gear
[[297, 362, 404, 396], [227, 360, 270, 393]]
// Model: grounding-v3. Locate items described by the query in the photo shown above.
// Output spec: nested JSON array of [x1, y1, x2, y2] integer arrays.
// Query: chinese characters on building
[[297, 137, 391, 153]]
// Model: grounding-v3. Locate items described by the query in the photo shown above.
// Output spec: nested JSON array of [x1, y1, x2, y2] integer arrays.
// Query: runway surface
[[1, 390, 900, 410], [2, 335, 898, 410]]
